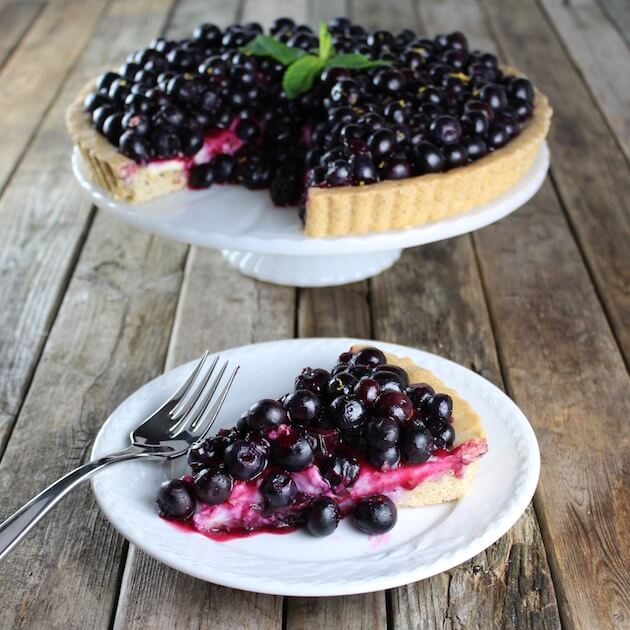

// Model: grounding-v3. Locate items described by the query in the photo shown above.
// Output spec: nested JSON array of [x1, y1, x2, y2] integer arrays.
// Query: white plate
[[91, 338, 540, 596]]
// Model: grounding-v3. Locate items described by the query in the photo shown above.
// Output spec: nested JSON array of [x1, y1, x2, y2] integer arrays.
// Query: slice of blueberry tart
[[156, 345, 488, 539], [67, 18, 551, 237]]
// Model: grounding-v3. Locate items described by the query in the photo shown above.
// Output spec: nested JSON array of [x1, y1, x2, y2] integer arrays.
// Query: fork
[[0, 352, 238, 561]]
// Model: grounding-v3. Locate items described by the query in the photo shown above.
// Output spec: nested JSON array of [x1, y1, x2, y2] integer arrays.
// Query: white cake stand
[[72, 143, 549, 287]]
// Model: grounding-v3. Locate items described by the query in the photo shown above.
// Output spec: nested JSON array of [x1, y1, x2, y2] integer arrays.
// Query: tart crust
[[351, 345, 487, 508], [66, 67, 552, 234]]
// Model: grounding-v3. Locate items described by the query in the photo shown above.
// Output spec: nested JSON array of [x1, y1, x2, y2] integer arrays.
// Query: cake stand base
[[221, 249, 402, 287]]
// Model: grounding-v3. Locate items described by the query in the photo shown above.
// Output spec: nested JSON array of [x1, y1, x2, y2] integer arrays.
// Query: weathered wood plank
[[372, 238, 561, 630], [286, 283, 386, 629], [481, 0, 630, 374], [0, 0, 177, 456], [599, 0, 630, 45], [474, 177, 630, 630], [242, 0, 308, 25], [0, 2, 43, 71], [349, 0, 417, 30], [110, 4, 295, 629], [308, 0, 347, 25], [539, 0, 630, 161], [0, 0, 108, 193], [112, 261, 294, 629], [0, 210, 187, 629]]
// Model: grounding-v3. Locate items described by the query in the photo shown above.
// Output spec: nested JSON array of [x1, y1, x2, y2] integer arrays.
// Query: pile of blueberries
[[157, 346, 456, 537], [83, 17, 535, 211]]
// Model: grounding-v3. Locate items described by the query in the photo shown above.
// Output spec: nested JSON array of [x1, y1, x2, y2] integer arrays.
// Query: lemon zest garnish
[[449, 72, 470, 82], [413, 47, 426, 54], [418, 86, 427, 93]]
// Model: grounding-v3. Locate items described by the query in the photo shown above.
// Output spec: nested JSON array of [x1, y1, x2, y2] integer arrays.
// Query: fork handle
[[0, 446, 151, 561]]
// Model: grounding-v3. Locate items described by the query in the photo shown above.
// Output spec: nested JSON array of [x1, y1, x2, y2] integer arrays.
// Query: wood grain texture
[[284, 2, 386, 625], [242, 0, 308, 24], [0, 210, 187, 630], [599, 0, 630, 44], [371, 239, 561, 630], [0, 0, 178, 456], [0, 2, 42, 71], [0, 0, 108, 193], [308, 0, 347, 24], [108, 6, 295, 630], [349, 0, 417, 29], [539, 0, 630, 161], [474, 177, 630, 630], [481, 0, 630, 369], [112, 256, 293, 630]]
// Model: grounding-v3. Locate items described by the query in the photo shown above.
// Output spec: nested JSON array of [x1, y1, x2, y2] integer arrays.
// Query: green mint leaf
[[325, 53, 390, 70], [282, 55, 326, 99], [318, 21, 335, 60], [241, 34, 306, 65]]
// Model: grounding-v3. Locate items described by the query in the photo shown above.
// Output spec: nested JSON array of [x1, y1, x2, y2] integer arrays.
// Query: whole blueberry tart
[[66, 18, 552, 237], [155, 345, 488, 539]]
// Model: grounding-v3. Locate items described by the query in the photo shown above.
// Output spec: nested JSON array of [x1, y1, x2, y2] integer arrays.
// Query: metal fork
[[0, 352, 238, 561]]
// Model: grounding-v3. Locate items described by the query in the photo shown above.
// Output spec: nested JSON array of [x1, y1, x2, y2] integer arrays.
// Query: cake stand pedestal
[[72, 143, 549, 287]]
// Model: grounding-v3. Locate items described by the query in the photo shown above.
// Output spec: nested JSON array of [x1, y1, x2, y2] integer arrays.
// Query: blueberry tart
[[66, 18, 551, 236], [155, 346, 488, 539]]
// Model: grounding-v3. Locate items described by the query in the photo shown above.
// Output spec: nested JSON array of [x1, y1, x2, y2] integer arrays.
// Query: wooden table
[[0, 0, 628, 627]]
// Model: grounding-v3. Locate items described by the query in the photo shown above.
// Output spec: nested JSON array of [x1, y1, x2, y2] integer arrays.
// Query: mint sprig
[[241, 22, 389, 99]]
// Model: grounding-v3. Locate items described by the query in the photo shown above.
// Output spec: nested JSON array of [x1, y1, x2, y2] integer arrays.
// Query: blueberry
[[367, 129, 396, 159], [212, 154, 236, 183], [92, 105, 115, 132], [329, 395, 366, 431], [381, 156, 412, 180], [319, 453, 360, 489], [223, 439, 267, 480], [261, 471, 297, 508], [187, 436, 226, 472], [235, 119, 259, 141], [353, 494, 397, 534], [295, 368, 330, 398], [350, 153, 378, 184], [430, 393, 453, 423], [414, 142, 445, 174], [189, 163, 214, 189], [463, 136, 488, 160], [119, 130, 152, 161], [84, 92, 109, 113], [306, 497, 341, 536], [102, 113, 124, 144], [271, 428, 315, 471], [150, 126, 180, 158], [180, 128, 204, 156], [367, 445, 400, 469], [508, 77, 534, 104], [480, 83, 508, 111], [327, 372, 358, 399], [406, 383, 435, 415], [193, 469, 233, 504], [247, 399, 288, 430], [376, 391, 414, 422], [156, 479, 195, 520], [354, 377, 381, 406], [353, 347, 387, 367], [366, 416, 400, 449], [400, 426, 434, 463], [283, 389, 322, 425], [378, 364, 409, 386], [445, 143, 468, 168], [432, 422, 456, 449], [96, 72, 120, 92], [430, 115, 462, 145], [122, 112, 150, 135], [371, 370, 405, 393]]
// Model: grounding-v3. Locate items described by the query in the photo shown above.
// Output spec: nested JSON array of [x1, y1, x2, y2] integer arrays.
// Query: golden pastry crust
[[66, 68, 552, 232], [350, 345, 487, 508], [306, 83, 552, 236], [66, 81, 188, 202]]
